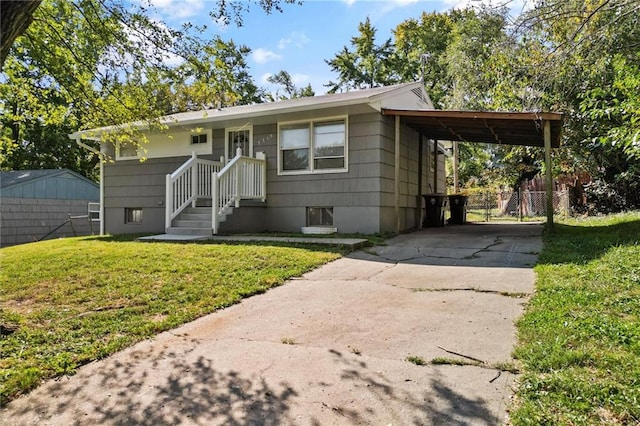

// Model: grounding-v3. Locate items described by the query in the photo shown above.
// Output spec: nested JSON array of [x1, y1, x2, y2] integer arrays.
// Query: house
[[0, 169, 100, 247], [69, 81, 448, 236]]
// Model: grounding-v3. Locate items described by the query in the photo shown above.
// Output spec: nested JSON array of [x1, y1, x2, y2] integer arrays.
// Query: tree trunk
[[0, 0, 43, 70]]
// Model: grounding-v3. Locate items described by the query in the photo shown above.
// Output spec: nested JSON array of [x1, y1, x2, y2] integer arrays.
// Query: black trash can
[[448, 194, 468, 225], [423, 194, 447, 227]]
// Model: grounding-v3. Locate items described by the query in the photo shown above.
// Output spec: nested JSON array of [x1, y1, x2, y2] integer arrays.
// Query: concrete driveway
[[1, 222, 542, 425]]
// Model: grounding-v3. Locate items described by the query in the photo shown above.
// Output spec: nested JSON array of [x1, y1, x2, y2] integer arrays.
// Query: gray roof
[[0, 169, 94, 189], [69, 82, 432, 140]]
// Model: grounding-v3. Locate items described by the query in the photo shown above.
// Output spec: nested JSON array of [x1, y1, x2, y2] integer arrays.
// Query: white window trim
[[189, 128, 213, 155], [277, 115, 349, 176], [116, 142, 141, 161], [225, 126, 253, 161]]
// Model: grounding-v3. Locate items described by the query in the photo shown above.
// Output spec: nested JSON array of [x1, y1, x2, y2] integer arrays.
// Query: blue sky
[[149, 0, 529, 95]]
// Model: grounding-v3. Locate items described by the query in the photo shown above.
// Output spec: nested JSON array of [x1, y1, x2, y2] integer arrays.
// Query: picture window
[[278, 118, 346, 174]]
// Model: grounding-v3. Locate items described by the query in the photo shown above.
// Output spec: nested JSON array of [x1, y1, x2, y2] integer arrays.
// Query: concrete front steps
[[166, 207, 230, 236]]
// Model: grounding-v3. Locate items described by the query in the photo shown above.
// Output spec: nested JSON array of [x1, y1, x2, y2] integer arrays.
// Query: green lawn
[[511, 212, 640, 425], [0, 236, 343, 403]]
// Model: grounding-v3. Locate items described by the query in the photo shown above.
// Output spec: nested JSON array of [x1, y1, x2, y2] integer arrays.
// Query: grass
[[0, 235, 343, 404], [237, 231, 390, 246], [431, 356, 477, 367], [406, 355, 427, 366], [511, 212, 640, 425]]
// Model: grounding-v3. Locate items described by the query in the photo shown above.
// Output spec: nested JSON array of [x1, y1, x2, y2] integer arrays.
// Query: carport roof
[[381, 109, 563, 148]]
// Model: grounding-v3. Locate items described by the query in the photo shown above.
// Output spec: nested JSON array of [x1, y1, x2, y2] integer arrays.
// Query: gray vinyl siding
[[377, 115, 434, 233], [103, 156, 187, 234], [260, 113, 386, 234], [101, 111, 443, 235]]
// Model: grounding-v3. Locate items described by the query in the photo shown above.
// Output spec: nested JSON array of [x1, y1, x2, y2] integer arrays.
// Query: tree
[[171, 37, 264, 112], [0, 0, 297, 71], [266, 70, 314, 101], [512, 0, 640, 211], [393, 11, 455, 108], [1, 0, 299, 174], [0, 1, 43, 69], [438, 7, 509, 110], [325, 17, 398, 93]]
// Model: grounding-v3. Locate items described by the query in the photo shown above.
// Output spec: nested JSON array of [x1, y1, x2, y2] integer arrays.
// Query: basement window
[[125, 208, 143, 224], [307, 207, 334, 226]]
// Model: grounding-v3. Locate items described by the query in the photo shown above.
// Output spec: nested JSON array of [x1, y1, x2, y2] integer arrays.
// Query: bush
[[584, 179, 629, 214]]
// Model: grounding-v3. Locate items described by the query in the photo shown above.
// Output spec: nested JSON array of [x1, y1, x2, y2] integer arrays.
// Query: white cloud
[[252, 48, 282, 64], [277, 32, 310, 50], [342, 0, 357, 6], [370, 0, 421, 19], [290, 73, 310, 86], [147, 0, 173, 8], [174, 0, 205, 19], [260, 73, 274, 85], [392, 0, 420, 5], [147, 0, 204, 19]]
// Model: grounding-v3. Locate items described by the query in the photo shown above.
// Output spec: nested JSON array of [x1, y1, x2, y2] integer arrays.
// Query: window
[[278, 118, 347, 174], [125, 208, 143, 224], [191, 134, 207, 145], [280, 124, 310, 171], [118, 142, 138, 159], [226, 127, 252, 160], [314, 121, 345, 170], [307, 207, 334, 226]]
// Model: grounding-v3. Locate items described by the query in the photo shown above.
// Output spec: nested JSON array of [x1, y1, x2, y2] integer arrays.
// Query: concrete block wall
[[0, 198, 99, 247]]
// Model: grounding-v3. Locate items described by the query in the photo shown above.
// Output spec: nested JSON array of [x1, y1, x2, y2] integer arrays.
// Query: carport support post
[[433, 139, 439, 193], [417, 132, 424, 229], [544, 120, 554, 229], [395, 115, 401, 234], [453, 141, 459, 193]]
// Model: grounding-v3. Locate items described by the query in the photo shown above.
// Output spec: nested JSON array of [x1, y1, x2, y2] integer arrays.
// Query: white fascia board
[[67, 82, 424, 140]]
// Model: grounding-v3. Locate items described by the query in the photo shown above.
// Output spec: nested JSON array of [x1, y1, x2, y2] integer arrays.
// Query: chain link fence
[[466, 190, 570, 222]]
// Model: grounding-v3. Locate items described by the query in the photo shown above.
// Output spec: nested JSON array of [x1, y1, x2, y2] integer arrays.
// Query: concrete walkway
[[1, 222, 542, 425]]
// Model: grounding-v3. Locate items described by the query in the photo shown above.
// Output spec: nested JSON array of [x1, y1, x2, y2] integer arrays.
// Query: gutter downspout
[[75, 139, 105, 236], [417, 132, 424, 229]]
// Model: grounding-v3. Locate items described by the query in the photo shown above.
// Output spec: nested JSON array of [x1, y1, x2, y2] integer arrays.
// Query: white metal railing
[[212, 149, 266, 234], [165, 152, 222, 230]]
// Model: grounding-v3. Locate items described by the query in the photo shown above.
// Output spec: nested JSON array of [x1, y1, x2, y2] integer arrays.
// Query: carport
[[382, 109, 563, 231]]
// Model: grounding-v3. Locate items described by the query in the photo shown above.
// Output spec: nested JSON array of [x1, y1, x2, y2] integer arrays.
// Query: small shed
[[0, 169, 100, 247]]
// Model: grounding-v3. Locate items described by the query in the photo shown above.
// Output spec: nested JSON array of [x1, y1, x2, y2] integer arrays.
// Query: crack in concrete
[[463, 237, 504, 259], [409, 287, 530, 298], [430, 359, 520, 376]]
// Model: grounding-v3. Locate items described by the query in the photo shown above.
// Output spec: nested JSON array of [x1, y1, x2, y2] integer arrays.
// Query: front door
[[226, 127, 252, 162]]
